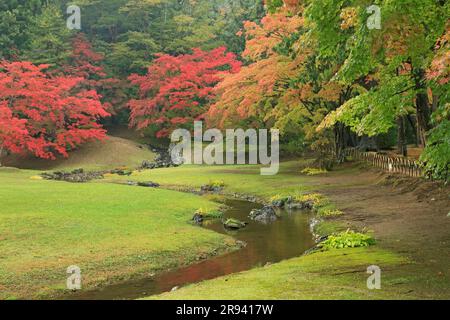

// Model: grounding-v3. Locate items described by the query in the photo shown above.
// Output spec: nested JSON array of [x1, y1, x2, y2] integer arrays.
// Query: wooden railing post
[[344, 148, 423, 178]]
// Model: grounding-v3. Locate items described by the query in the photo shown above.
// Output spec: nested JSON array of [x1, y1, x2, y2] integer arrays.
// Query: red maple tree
[[64, 33, 106, 83], [64, 33, 128, 119], [0, 106, 28, 165], [0, 61, 109, 162], [128, 47, 241, 138]]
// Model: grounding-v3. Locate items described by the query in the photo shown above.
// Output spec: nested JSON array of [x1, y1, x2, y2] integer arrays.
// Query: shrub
[[292, 192, 346, 217], [293, 193, 327, 207], [319, 230, 375, 250], [209, 180, 226, 188], [420, 120, 450, 182]]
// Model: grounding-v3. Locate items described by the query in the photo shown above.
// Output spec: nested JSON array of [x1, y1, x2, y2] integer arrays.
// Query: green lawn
[[1, 159, 443, 300], [109, 161, 319, 200], [0, 168, 235, 299], [106, 160, 371, 201]]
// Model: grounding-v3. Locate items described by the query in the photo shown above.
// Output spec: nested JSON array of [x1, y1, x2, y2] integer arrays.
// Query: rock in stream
[[223, 218, 248, 230], [249, 206, 279, 223]]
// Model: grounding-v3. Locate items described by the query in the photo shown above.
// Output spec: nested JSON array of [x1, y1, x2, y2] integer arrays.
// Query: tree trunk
[[334, 122, 346, 163], [432, 94, 439, 113], [414, 69, 432, 147], [0, 145, 4, 167], [416, 92, 431, 147], [406, 115, 418, 147], [348, 131, 358, 148], [397, 116, 408, 157]]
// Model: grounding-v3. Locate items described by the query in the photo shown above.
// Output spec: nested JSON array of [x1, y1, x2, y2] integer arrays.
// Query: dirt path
[[311, 163, 450, 298]]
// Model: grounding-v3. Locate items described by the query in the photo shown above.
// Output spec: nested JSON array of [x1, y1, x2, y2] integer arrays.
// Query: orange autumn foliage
[[207, 9, 305, 128], [427, 23, 450, 84]]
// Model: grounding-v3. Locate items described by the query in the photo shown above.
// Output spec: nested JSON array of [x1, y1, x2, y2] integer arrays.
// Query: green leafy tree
[[319, 0, 448, 148], [109, 31, 160, 76], [0, 0, 43, 59], [24, 3, 73, 66]]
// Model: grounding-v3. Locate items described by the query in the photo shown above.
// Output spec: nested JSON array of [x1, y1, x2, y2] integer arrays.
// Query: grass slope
[[2, 136, 156, 171], [0, 168, 234, 299]]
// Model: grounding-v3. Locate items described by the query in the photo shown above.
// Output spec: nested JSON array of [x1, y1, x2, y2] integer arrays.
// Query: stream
[[65, 199, 315, 300]]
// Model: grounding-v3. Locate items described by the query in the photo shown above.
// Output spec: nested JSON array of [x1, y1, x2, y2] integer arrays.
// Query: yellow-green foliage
[[293, 193, 327, 207], [195, 208, 208, 215], [209, 180, 225, 188], [317, 204, 344, 217], [269, 194, 290, 203], [301, 167, 328, 176], [293, 193, 344, 217], [319, 230, 376, 250], [320, 209, 344, 217], [195, 208, 223, 219]]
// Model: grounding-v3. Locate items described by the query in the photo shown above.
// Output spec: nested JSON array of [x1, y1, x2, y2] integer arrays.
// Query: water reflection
[[66, 199, 314, 300]]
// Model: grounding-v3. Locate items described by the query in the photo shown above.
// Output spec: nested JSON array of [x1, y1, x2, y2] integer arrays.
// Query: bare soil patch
[[311, 163, 450, 297]]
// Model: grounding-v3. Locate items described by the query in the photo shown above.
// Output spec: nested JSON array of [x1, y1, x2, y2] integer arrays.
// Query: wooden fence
[[345, 148, 424, 178]]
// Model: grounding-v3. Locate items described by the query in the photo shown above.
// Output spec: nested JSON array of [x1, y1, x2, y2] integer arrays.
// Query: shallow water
[[65, 199, 315, 300]]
